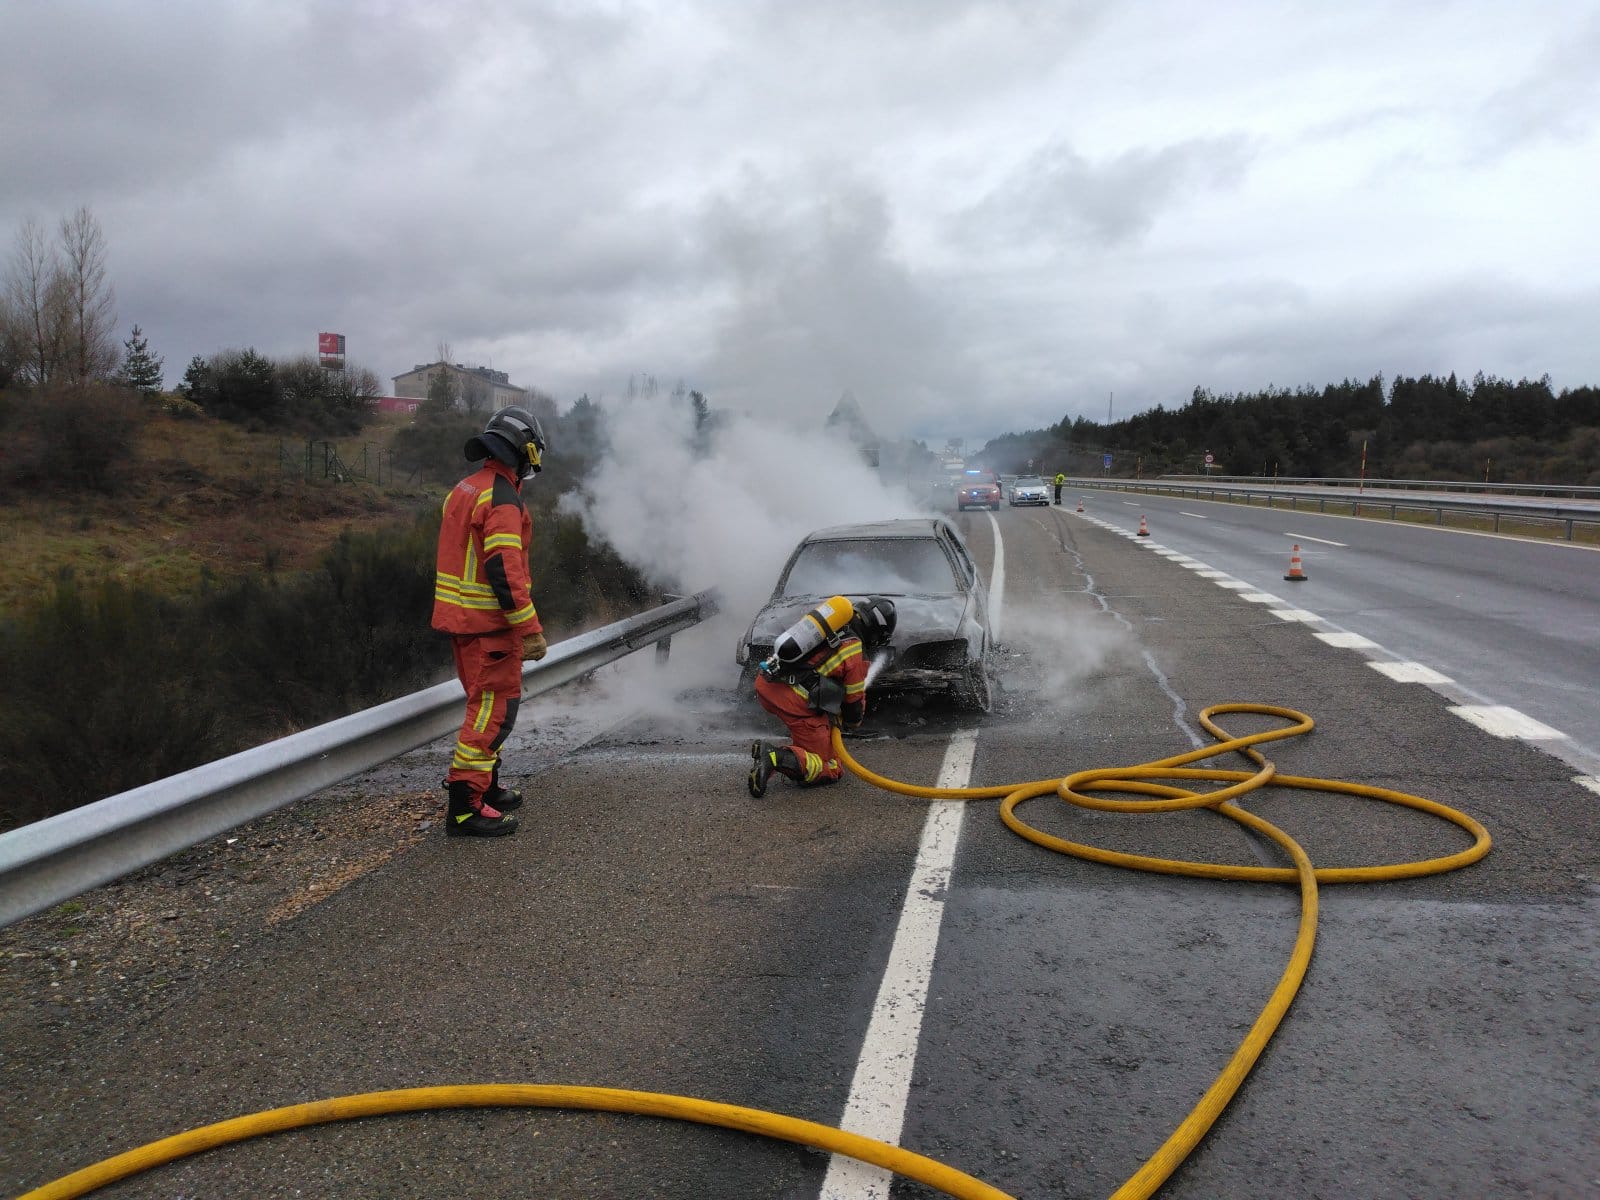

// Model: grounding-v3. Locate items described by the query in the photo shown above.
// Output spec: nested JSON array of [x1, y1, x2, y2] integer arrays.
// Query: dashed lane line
[[1369, 661, 1453, 684], [1447, 705, 1567, 741], [1070, 508, 1592, 768]]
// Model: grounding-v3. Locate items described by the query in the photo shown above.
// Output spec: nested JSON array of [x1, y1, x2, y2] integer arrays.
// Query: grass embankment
[[0, 411, 430, 614], [0, 400, 655, 829]]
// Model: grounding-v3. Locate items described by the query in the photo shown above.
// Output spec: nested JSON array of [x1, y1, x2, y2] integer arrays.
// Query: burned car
[[736, 517, 993, 711]]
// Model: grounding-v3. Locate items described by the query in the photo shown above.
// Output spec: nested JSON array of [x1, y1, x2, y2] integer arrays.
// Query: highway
[[2, 503, 1597, 1199], [1073, 489, 1600, 775]]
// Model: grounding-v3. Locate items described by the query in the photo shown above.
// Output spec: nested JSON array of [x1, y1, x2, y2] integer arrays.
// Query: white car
[[1008, 475, 1050, 506]]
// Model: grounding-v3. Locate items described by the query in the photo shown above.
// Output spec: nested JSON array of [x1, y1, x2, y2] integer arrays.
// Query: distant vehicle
[[956, 471, 1001, 511], [1008, 475, 1050, 506], [735, 517, 994, 711]]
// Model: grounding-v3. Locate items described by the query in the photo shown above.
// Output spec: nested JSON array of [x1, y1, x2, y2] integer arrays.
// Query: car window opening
[[780, 539, 959, 597]]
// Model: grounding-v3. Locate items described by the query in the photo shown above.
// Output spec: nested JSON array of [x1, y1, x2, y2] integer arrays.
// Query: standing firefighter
[[432, 406, 549, 837], [748, 595, 897, 797], [1053, 471, 1066, 504]]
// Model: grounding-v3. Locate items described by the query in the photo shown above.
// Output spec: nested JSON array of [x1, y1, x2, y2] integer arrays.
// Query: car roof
[[800, 517, 961, 542]]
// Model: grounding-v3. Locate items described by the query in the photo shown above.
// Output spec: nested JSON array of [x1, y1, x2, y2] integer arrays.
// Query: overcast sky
[[5, 0, 1598, 446]]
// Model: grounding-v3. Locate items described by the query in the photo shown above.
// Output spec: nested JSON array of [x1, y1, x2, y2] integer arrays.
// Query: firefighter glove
[[522, 632, 548, 661]]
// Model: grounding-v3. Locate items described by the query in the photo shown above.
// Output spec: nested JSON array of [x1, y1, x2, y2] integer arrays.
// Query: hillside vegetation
[[0, 386, 648, 829]]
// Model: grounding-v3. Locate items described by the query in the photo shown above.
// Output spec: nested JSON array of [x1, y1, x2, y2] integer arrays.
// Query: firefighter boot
[[747, 741, 775, 797], [748, 742, 803, 797], [486, 766, 524, 813], [446, 781, 518, 837]]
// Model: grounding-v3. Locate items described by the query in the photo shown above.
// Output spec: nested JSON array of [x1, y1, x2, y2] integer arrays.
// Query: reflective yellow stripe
[[801, 750, 824, 782], [435, 572, 502, 611], [473, 690, 495, 733], [451, 742, 497, 771], [816, 643, 861, 674], [505, 601, 537, 626], [845, 680, 866, 696], [484, 533, 523, 552], [434, 587, 504, 613]]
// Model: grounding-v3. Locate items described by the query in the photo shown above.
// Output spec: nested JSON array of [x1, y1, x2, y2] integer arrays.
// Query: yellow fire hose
[[18, 704, 1489, 1200]]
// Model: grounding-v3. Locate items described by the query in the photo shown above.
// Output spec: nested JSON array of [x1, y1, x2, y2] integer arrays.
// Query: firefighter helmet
[[773, 595, 855, 665], [852, 596, 897, 650], [465, 406, 547, 479]]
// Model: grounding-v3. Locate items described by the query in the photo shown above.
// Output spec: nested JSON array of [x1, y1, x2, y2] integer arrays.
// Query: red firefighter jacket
[[432, 459, 544, 638], [764, 633, 870, 727]]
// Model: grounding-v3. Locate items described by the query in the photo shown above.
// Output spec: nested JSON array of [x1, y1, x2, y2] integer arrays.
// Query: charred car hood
[[748, 593, 972, 648]]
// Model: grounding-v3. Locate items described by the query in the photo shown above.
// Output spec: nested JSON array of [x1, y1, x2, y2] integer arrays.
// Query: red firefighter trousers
[[447, 631, 523, 797], [755, 673, 843, 783]]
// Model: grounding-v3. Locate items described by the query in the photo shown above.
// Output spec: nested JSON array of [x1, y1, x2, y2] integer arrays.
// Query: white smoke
[[993, 597, 1140, 708], [560, 389, 930, 698]]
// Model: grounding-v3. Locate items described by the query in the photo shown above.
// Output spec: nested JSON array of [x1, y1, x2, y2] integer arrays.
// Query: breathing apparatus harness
[[759, 595, 856, 715]]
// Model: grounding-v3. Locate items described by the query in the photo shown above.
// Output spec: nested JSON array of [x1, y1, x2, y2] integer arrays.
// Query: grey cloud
[[4, 1, 1595, 451], [1472, 13, 1600, 159], [693, 172, 982, 440], [964, 134, 1256, 249], [0, 2, 467, 211]]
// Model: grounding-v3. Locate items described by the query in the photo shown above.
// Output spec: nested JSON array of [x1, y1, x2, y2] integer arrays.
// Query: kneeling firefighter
[[748, 595, 897, 797]]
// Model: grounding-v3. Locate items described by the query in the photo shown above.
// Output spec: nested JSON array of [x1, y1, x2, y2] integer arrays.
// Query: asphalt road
[[3, 503, 1597, 1199], [1069, 489, 1600, 775]]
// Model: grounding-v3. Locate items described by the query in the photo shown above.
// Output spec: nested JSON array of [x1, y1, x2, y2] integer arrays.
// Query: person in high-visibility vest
[[1053, 472, 1066, 504], [432, 406, 548, 837]]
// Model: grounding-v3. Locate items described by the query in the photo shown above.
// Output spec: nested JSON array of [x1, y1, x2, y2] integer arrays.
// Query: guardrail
[[1061, 479, 1600, 541], [1156, 474, 1600, 500], [0, 589, 720, 929]]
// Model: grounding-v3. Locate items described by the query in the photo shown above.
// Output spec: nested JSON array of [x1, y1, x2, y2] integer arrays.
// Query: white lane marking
[[1286, 532, 1347, 546], [1215, 580, 1252, 589], [1123, 501, 1140, 507], [821, 732, 976, 1199], [1575, 776, 1600, 798], [1239, 592, 1283, 604], [1180, 511, 1208, 519], [1448, 706, 1567, 740], [1269, 608, 1320, 622], [1194, 569, 1229, 578], [1316, 631, 1380, 649], [1369, 661, 1454, 684], [984, 510, 1006, 641]]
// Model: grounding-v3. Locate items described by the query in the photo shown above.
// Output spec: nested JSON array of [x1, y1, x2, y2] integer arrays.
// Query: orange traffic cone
[[1137, 515, 1149, 537], [1075, 498, 1083, 513], [1284, 544, 1308, 582]]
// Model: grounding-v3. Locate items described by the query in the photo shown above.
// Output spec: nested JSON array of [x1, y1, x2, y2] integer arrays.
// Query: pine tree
[[118, 324, 165, 396]]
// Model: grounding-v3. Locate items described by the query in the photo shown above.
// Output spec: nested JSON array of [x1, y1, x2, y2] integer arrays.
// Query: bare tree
[[5, 217, 67, 386], [461, 372, 491, 413], [56, 207, 117, 383]]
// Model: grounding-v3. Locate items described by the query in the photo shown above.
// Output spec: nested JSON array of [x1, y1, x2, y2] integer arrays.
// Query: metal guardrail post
[[0, 589, 720, 929]]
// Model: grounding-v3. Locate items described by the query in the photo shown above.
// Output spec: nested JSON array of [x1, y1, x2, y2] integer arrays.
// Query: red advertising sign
[[318, 332, 345, 356]]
